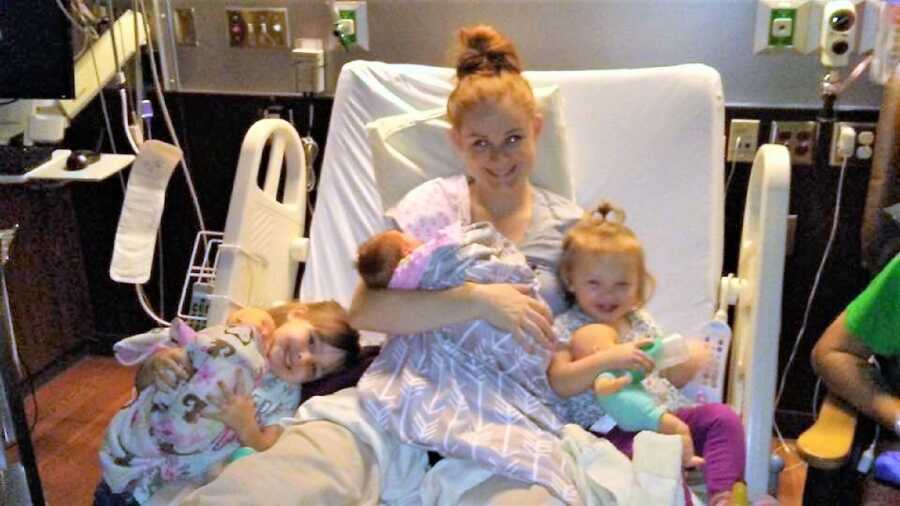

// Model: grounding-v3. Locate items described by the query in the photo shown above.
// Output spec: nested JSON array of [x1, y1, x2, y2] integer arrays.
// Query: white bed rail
[[204, 119, 309, 326], [723, 144, 791, 497]]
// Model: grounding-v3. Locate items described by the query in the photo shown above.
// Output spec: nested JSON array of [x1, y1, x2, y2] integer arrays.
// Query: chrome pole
[[0, 225, 45, 505]]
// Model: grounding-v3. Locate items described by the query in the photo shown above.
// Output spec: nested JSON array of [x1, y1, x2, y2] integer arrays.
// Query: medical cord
[[772, 155, 849, 454], [138, 0, 208, 236], [136, 285, 169, 327], [724, 136, 741, 196]]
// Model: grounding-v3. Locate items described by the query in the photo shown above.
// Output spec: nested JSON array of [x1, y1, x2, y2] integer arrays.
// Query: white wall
[[157, 0, 882, 107], [331, 0, 881, 108]]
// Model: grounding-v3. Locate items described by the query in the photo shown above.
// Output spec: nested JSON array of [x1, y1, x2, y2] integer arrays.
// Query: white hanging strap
[[110, 140, 182, 283]]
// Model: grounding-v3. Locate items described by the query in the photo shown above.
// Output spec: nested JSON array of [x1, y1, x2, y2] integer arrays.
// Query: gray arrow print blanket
[[358, 222, 580, 504]]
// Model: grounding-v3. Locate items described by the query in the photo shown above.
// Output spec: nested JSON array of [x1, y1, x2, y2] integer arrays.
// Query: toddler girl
[[98, 300, 359, 504], [547, 202, 747, 506]]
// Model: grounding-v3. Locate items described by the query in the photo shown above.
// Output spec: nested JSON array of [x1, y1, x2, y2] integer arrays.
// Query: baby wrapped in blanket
[[356, 221, 578, 503]]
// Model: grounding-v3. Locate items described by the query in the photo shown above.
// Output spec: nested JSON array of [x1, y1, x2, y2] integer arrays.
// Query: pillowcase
[[367, 86, 573, 211]]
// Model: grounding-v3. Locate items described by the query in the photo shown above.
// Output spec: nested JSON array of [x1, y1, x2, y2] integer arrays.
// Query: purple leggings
[[604, 403, 746, 501]]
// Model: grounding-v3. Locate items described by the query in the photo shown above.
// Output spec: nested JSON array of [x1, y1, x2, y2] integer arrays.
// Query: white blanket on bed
[[296, 389, 685, 506]]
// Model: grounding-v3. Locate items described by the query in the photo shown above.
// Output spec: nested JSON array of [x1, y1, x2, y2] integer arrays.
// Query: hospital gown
[[359, 176, 582, 504]]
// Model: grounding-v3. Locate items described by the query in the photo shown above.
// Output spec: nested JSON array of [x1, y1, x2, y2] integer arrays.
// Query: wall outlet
[[227, 8, 289, 48], [727, 119, 761, 162], [754, 0, 814, 53], [830, 121, 877, 167], [770, 120, 817, 166], [334, 1, 369, 50]]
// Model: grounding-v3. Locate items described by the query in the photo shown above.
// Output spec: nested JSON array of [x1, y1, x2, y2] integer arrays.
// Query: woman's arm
[[349, 281, 555, 348], [547, 325, 654, 397], [812, 311, 900, 429]]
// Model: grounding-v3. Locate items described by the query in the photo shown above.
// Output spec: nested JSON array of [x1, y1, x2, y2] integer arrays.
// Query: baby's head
[[356, 230, 421, 289], [560, 202, 655, 325], [229, 301, 360, 385]]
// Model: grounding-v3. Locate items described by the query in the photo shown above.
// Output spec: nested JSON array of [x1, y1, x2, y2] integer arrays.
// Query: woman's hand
[[601, 339, 655, 373], [137, 347, 193, 392], [471, 283, 555, 351]]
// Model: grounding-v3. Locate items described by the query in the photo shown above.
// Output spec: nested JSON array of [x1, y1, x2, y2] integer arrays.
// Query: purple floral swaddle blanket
[[100, 320, 269, 503], [358, 222, 579, 504]]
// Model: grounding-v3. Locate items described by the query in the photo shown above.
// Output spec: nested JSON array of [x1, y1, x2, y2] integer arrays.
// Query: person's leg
[[602, 426, 637, 458], [93, 480, 138, 506], [180, 420, 380, 505], [676, 404, 746, 499]]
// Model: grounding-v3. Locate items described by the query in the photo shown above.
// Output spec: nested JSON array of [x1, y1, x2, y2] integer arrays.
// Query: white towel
[[110, 140, 182, 284]]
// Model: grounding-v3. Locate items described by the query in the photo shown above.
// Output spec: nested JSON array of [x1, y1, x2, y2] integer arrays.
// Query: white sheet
[[300, 61, 724, 346]]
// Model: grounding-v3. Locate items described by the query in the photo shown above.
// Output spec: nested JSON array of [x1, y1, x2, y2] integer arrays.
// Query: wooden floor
[[5, 355, 136, 506], [6, 356, 807, 505]]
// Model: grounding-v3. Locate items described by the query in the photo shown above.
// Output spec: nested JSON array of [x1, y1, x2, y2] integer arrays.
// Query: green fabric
[[595, 375, 665, 432], [846, 254, 900, 357]]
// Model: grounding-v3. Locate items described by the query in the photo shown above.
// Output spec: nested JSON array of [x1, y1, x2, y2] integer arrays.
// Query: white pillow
[[367, 86, 573, 211]]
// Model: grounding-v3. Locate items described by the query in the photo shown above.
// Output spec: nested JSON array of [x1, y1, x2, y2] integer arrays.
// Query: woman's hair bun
[[455, 25, 521, 79]]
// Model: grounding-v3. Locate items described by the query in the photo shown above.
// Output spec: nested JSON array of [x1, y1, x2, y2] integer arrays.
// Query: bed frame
[[187, 61, 791, 499]]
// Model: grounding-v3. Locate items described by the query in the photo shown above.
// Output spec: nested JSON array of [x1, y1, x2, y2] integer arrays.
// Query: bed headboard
[[300, 61, 725, 346]]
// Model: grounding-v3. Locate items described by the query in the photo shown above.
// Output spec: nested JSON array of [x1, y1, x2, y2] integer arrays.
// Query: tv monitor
[[0, 0, 75, 99]]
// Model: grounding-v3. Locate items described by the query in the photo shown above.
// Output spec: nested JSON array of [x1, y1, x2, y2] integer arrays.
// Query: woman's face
[[452, 98, 542, 195], [266, 319, 347, 384]]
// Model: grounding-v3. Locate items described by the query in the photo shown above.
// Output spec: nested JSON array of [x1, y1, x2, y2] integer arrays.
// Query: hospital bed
[[191, 61, 790, 502]]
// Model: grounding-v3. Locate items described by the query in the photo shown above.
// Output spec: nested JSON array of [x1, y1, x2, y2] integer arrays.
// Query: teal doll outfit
[[594, 338, 667, 432]]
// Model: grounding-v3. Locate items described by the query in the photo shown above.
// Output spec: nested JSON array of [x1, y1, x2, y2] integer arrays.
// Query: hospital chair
[[197, 61, 790, 502], [797, 71, 900, 506]]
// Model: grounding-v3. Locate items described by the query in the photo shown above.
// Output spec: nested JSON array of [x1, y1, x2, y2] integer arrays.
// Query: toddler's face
[[267, 319, 348, 384], [568, 253, 641, 327]]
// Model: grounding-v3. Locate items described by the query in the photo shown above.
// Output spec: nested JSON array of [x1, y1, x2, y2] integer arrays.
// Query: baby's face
[[227, 307, 276, 340], [266, 319, 348, 384]]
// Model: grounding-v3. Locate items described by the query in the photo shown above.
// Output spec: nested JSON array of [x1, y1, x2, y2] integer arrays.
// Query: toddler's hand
[[603, 339, 655, 373], [688, 340, 713, 373], [204, 370, 258, 436], [145, 347, 193, 391]]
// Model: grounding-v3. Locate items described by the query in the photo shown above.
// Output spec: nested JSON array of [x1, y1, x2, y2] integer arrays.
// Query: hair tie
[[487, 52, 506, 69]]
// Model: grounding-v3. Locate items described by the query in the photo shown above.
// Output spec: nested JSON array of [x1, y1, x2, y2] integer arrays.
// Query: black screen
[[0, 0, 74, 99]]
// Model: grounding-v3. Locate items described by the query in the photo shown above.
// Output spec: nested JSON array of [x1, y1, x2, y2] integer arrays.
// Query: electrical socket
[[727, 119, 761, 163], [830, 121, 877, 167], [769, 120, 817, 166]]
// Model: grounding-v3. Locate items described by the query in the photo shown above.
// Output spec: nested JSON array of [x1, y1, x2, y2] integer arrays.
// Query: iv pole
[[0, 225, 45, 506]]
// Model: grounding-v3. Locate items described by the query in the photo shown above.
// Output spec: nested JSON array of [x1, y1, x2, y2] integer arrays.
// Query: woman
[[183, 25, 584, 505]]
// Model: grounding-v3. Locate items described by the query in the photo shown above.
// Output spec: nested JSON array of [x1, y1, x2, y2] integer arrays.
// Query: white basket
[[177, 231, 224, 329]]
